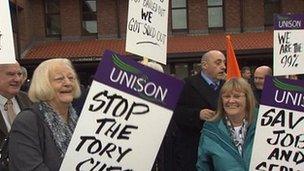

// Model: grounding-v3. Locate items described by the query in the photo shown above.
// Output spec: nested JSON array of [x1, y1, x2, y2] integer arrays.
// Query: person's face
[[254, 69, 267, 90], [49, 66, 76, 106], [202, 53, 226, 81], [242, 70, 251, 80], [222, 90, 246, 118], [0, 64, 22, 99]]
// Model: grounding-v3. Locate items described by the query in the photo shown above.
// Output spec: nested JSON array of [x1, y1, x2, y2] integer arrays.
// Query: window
[[207, 0, 223, 28], [82, 0, 97, 34], [264, 0, 281, 26], [44, 0, 61, 36], [175, 63, 189, 79], [171, 0, 187, 30]]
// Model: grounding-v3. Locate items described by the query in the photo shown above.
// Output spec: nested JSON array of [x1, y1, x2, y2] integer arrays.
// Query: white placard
[[60, 50, 184, 171], [250, 76, 304, 170], [0, 0, 17, 64], [274, 30, 304, 76], [61, 82, 172, 171], [273, 14, 304, 76], [250, 105, 304, 170], [126, 0, 169, 65]]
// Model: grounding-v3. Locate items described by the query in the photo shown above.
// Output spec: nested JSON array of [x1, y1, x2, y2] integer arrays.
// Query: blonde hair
[[28, 58, 81, 102], [215, 77, 256, 124]]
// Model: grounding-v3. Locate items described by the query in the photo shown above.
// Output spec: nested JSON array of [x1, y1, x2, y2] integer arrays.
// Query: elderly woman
[[9, 58, 81, 170], [196, 77, 257, 171]]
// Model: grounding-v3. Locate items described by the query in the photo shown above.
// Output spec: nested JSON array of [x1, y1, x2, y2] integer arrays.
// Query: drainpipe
[[240, 0, 244, 33], [115, 0, 121, 38], [15, 0, 21, 58]]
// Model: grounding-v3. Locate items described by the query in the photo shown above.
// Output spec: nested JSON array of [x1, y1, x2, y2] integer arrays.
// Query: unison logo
[[273, 78, 304, 108], [277, 15, 302, 29], [109, 54, 168, 103]]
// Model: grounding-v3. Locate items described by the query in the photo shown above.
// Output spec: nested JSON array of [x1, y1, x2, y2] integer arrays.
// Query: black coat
[[0, 91, 32, 143], [173, 74, 222, 171], [9, 103, 62, 171]]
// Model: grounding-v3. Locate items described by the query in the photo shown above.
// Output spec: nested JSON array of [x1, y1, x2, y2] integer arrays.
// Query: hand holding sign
[[60, 50, 183, 171]]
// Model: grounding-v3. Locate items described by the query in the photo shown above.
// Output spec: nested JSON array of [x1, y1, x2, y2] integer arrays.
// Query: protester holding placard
[[196, 77, 257, 171], [9, 58, 81, 170]]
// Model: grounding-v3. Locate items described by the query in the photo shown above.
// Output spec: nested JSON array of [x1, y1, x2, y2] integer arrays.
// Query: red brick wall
[[225, 0, 241, 32], [243, 0, 264, 31], [188, 0, 207, 34], [99, 0, 119, 38], [17, 0, 34, 53], [30, 0, 45, 39], [117, 0, 128, 38], [17, 0, 304, 54], [281, 0, 304, 14], [167, 0, 172, 34], [60, 0, 81, 39], [18, 0, 46, 57]]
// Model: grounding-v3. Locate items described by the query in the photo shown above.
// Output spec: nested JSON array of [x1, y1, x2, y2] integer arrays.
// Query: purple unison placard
[[261, 76, 304, 112], [274, 13, 304, 30], [94, 50, 184, 111]]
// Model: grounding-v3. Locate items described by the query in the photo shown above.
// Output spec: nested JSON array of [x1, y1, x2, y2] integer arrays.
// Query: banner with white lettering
[[126, 0, 169, 65], [60, 50, 183, 171], [0, 0, 17, 64], [273, 14, 304, 76], [250, 76, 304, 170]]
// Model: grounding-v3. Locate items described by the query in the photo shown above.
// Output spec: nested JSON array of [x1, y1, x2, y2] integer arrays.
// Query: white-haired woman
[[9, 58, 81, 170]]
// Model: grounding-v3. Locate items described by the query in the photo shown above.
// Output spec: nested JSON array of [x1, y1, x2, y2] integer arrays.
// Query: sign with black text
[[0, 0, 17, 64], [273, 14, 304, 76], [126, 0, 169, 65], [60, 50, 183, 171], [250, 76, 304, 170]]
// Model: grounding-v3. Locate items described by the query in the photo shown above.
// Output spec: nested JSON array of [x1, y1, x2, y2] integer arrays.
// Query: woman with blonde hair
[[9, 58, 81, 170], [197, 77, 257, 171]]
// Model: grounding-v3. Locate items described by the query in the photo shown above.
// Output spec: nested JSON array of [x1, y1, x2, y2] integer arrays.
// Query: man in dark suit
[[0, 63, 32, 144], [174, 50, 226, 171]]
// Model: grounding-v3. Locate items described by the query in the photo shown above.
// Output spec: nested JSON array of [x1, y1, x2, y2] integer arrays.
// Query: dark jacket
[[173, 74, 223, 171], [9, 103, 62, 171], [0, 91, 32, 143], [253, 88, 262, 105]]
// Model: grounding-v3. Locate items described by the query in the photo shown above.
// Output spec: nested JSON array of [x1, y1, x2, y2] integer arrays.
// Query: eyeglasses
[[222, 93, 245, 101], [53, 75, 75, 83]]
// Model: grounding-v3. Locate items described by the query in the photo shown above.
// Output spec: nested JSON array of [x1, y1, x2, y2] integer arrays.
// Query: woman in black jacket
[[9, 58, 81, 170]]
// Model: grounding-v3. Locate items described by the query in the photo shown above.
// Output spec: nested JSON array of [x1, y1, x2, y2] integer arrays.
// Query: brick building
[[9, 0, 304, 82]]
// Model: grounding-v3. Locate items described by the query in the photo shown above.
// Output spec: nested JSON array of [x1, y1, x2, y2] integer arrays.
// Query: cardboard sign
[[0, 0, 17, 64], [126, 0, 169, 65], [60, 50, 183, 171], [250, 76, 304, 170], [273, 14, 304, 76]]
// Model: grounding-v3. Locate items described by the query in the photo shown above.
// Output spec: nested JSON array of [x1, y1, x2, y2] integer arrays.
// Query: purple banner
[[94, 50, 184, 110], [261, 76, 304, 112], [274, 14, 304, 30]]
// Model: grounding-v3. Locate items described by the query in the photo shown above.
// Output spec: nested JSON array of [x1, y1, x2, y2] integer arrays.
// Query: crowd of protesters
[[1, 51, 303, 171]]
